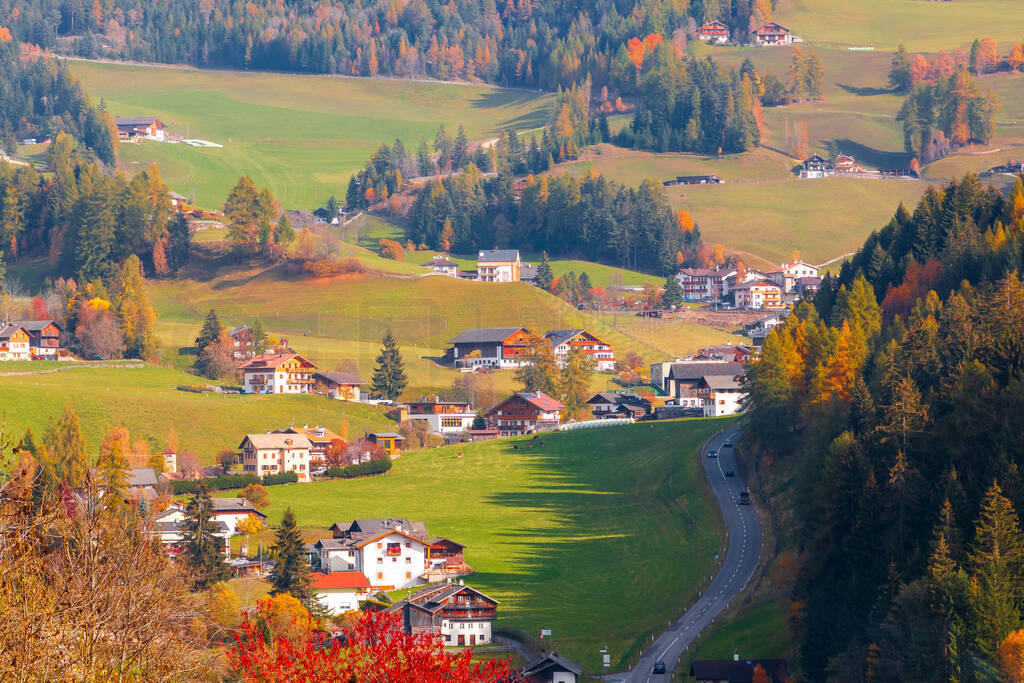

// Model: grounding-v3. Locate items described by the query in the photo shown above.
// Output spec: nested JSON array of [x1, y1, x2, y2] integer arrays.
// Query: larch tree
[[514, 334, 559, 396], [559, 347, 595, 415], [48, 404, 88, 487], [371, 332, 408, 401], [97, 436, 130, 507]]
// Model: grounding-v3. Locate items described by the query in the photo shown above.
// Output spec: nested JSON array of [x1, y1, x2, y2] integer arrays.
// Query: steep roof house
[[477, 249, 521, 282], [239, 353, 318, 395], [447, 327, 532, 368], [487, 391, 565, 436], [388, 582, 499, 647]]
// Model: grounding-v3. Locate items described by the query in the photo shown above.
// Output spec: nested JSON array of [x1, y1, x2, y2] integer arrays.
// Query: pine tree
[[371, 332, 408, 401], [166, 210, 191, 272], [452, 125, 469, 170], [274, 212, 295, 247], [271, 508, 311, 603], [471, 414, 487, 430], [195, 309, 223, 354], [417, 138, 433, 176], [662, 274, 685, 308], [889, 44, 913, 92], [578, 271, 592, 297], [536, 251, 554, 290], [182, 483, 230, 589]]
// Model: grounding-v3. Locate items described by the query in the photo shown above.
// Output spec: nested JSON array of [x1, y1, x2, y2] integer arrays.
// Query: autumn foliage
[[229, 605, 513, 682]]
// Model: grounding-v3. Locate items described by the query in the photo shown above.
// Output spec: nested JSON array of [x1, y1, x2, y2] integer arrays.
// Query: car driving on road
[[723, 439, 733, 447], [653, 661, 666, 674], [706, 449, 718, 458], [725, 468, 735, 477]]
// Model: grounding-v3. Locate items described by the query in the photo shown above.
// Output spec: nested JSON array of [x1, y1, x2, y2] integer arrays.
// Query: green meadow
[[70, 60, 551, 210], [0, 364, 392, 462], [222, 418, 732, 670]]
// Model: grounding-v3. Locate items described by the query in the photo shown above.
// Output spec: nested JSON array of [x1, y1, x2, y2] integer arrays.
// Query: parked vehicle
[[311, 466, 327, 477]]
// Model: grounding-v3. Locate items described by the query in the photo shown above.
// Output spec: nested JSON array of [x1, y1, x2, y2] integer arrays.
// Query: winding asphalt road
[[607, 426, 761, 682]]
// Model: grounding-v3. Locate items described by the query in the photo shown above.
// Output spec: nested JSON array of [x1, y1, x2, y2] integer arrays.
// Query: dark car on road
[[725, 468, 735, 477], [739, 491, 751, 505], [653, 661, 666, 674], [707, 449, 718, 458], [723, 439, 733, 447]]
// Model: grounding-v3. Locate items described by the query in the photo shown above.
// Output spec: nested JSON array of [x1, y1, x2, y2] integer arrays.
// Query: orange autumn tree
[[999, 629, 1024, 683], [626, 37, 646, 71], [676, 209, 695, 233]]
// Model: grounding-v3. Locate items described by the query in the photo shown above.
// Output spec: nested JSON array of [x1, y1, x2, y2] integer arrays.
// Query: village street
[[607, 426, 761, 682]]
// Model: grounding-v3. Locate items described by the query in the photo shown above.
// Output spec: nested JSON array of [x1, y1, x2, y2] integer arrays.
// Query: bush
[[325, 458, 392, 480], [170, 470, 298, 494]]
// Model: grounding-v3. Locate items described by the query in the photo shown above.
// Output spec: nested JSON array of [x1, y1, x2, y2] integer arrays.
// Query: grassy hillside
[[222, 418, 732, 670], [70, 60, 551, 210], [0, 364, 392, 462], [548, 145, 928, 267], [774, 0, 1024, 51]]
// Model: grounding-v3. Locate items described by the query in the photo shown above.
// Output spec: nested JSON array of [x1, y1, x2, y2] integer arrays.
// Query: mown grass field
[[548, 144, 928, 268], [680, 599, 793, 673], [220, 418, 732, 670], [0, 365, 392, 463], [70, 60, 551, 210], [773, 0, 1024, 51]]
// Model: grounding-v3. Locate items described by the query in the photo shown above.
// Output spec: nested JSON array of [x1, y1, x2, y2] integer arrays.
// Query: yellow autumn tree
[[813, 321, 867, 404], [1000, 629, 1024, 683], [676, 209, 695, 233]]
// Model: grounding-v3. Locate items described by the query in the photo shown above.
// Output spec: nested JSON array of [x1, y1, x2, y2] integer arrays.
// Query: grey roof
[[210, 498, 266, 515], [0, 324, 27, 339], [520, 265, 538, 280], [369, 432, 405, 440], [521, 652, 585, 677], [314, 371, 366, 386], [338, 517, 428, 540], [668, 362, 747, 381], [14, 319, 60, 333], [127, 467, 159, 488], [477, 249, 519, 262], [316, 538, 352, 550], [115, 116, 161, 126], [701, 374, 743, 390], [422, 256, 458, 267], [544, 329, 584, 348], [448, 327, 526, 345], [240, 433, 313, 450]]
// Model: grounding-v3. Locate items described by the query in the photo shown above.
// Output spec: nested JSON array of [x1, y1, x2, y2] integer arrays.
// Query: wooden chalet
[[521, 651, 585, 682], [388, 583, 499, 647], [13, 320, 62, 357], [698, 20, 731, 43], [753, 21, 794, 46], [544, 329, 616, 371], [114, 116, 166, 141], [0, 324, 30, 361], [447, 327, 532, 368], [239, 353, 318, 395], [487, 391, 565, 436], [313, 371, 366, 400]]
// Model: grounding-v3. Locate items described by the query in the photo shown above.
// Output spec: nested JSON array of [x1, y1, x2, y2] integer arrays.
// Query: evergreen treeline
[[744, 173, 1024, 679], [408, 164, 699, 274], [1, 0, 768, 91], [616, 44, 761, 154], [897, 70, 1000, 162], [0, 40, 117, 162], [0, 134, 189, 279]]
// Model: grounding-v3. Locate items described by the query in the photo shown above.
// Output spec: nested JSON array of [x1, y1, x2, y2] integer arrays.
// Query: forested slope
[[744, 173, 1024, 679]]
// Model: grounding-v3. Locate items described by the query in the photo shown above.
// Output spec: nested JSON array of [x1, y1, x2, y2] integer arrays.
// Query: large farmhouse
[[0, 324, 31, 361], [544, 329, 615, 371], [753, 22, 796, 46], [388, 583, 499, 647], [698, 20, 731, 43], [487, 391, 565, 436], [477, 249, 521, 282], [114, 116, 166, 141], [447, 327, 531, 368], [239, 432, 312, 482], [239, 353, 318, 394]]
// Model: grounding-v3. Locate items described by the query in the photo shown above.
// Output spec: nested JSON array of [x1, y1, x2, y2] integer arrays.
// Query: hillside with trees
[[744, 173, 1024, 679], [1, 0, 772, 91]]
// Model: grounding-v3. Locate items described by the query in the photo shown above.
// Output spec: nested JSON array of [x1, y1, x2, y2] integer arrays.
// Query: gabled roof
[[428, 537, 466, 549], [700, 374, 743, 390], [127, 468, 159, 488], [239, 353, 317, 371], [544, 329, 585, 348], [401, 583, 500, 612], [755, 21, 789, 34], [368, 432, 405, 440], [521, 651, 585, 677], [352, 528, 428, 549], [668, 362, 747, 381], [699, 20, 730, 30], [0, 324, 29, 339], [313, 371, 366, 386], [311, 571, 371, 590], [210, 498, 266, 516], [16, 319, 61, 333], [115, 116, 163, 126], [477, 249, 520, 263], [239, 433, 313, 450], [732, 279, 781, 290], [422, 256, 458, 267], [448, 327, 528, 345], [493, 391, 565, 413], [336, 518, 428, 539]]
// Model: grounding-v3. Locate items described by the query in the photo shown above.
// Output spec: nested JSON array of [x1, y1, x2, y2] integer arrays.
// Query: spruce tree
[[471, 414, 487, 430], [271, 508, 311, 603], [195, 309, 223, 354], [578, 272, 593, 298], [182, 483, 230, 589], [452, 125, 469, 170], [662, 274, 685, 308], [536, 251, 554, 290], [325, 195, 338, 219], [274, 212, 295, 247], [371, 332, 408, 401], [417, 138, 433, 177], [251, 316, 268, 355]]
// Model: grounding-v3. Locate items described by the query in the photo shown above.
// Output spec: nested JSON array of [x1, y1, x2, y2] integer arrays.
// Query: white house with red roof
[[698, 20, 731, 43], [316, 521, 431, 590], [753, 21, 797, 46], [311, 571, 372, 613], [732, 280, 784, 310], [766, 261, 820, 296], [239, 353, 318, 395], [422, 255, 459, 276], [486, 391, 566, 436]]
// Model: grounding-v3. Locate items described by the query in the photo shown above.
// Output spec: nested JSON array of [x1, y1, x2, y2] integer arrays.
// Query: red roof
[[516, 391, 566, 412], [311, 571, 371, 590], [239, 353, 315, 371]]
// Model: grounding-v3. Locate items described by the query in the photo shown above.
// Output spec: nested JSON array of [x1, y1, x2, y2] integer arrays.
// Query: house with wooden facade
[[521, 651, 585, 683], [698, 20, 731, 43], [447, 327, 532, 368], [544, 329, 616, 371], [388, 582, 499, 647], [274, 425, 342, 465], [15, 320, 63, 357], [239, 353, 318, 394], [753, 21, 796, 46], [114, 116, 166, 141], [477, 249, 521, 282], [487, 391, 565, 436], [0, 324, 31, 360], [239, 432, 313, 482], [313, 371, 366, 401], [586, 392, 651, 420], [366, 432, 405, 457]]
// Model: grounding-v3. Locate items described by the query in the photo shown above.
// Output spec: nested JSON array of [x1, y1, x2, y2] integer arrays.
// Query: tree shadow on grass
[[836, 83, 897, 98], [829, 138, 913, 169], [470, 422, 721, 670], [469, 91, 551, 132]]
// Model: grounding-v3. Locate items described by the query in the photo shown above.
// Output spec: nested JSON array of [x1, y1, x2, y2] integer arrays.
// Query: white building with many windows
[[238, 433, 312, 482], [239, 353, 318, 395]]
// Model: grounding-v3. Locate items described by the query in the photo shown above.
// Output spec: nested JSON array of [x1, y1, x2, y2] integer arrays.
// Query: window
[[377, 558, 383, 565], [392, 557, 397, 563], [405, 571, 412, 579], [405, 557, 411, 564], [377, 572, 383, 580], [404, 542, 410, 548]]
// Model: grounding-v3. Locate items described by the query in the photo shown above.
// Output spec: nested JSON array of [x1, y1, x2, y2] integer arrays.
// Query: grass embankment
[[223, 418, 734, 670], [680, 600, 792, 674], [0, 364, 392, 462], [70, 60, 552, 209]]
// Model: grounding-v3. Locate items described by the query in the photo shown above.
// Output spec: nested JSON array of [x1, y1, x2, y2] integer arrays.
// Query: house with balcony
[[544, 329, 615, 371], [422, 255, 459, 276], [765, 261, 820, 297], [17, 320, 62, 357], [0, 324, 31, 361], [388, 582, 499, 647], [114, 116, 166, 141], [753, 21, 796, 46], [315, 518, 431, 590], [477, 249, 521, 282], [447, 327, 532, 368], [312, 371, 366, 401], [698, 20, 731, 43], [239, 432, 312, 482], [487, 391, 565, 436], [695, 373, 746, 417], [239, 353, 318, 394], [586, 391, 652, 420], [405, 400, 477, 436], [274, 425, 342, 464], [731, 280, 784, 310], [655, 361, 748, 400]]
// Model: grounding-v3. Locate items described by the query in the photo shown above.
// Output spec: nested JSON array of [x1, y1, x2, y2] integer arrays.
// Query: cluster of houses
[[675, 260, 820, 310], [422, 249, 532, 283], [798, 153, 867, 179], [697, 20, 801, 46], [447, 327, 615, 371], [0, 320, 64, 361]]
